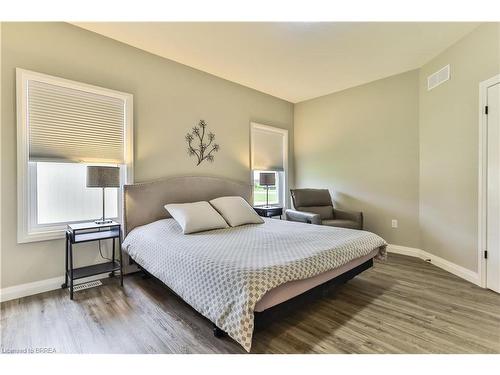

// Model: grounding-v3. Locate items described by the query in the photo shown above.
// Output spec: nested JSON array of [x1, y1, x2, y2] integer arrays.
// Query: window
[[252, 170, 282, 206], [35, 162, 119, 224], [17, 69, 133, 243], [250, 123, 288, 208]]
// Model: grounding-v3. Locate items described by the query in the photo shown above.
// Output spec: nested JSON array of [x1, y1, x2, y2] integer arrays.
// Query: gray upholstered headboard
[[123, 175, 252, 236]]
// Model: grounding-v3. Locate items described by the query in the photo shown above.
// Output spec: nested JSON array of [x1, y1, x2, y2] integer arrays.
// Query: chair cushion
[[297, 206, 334, 220], [321, 219, 360, 230], [291, 189, 333, 208]]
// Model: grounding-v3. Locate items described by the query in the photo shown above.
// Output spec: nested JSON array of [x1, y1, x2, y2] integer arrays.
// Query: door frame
[[478, 74, 500, 288]]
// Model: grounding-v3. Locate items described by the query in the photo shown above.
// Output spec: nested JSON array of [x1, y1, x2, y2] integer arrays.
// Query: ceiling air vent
[[427, 64, 450, 91]]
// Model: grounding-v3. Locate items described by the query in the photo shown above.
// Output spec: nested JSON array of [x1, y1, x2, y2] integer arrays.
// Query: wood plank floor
[[1, 253, 499, 354]]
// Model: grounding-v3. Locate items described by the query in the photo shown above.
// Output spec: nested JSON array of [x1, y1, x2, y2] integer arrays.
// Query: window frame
[[250, 122, 289, 209], [16, 68, 134, 243]]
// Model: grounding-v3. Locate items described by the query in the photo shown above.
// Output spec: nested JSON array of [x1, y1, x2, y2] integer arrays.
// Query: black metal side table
[[253, 206, 283, 219], [62, 221, 123, 299]]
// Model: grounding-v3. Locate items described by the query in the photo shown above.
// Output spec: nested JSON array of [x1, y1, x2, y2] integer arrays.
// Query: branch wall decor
[[185, 120, 220, 166]]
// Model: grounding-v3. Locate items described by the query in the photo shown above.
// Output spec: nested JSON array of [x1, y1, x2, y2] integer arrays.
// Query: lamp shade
[[86, 166, 120, 188], [259, 172, 276, 186]]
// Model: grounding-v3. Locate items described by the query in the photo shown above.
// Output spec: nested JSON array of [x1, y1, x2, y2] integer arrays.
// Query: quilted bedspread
[[122, 217, 387, 352]]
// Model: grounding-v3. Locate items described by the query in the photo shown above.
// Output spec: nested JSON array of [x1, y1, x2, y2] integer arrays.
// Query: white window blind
[[251, 126, 285, 171], [28, 80, 125, 163], [17, 68, 133, 243]]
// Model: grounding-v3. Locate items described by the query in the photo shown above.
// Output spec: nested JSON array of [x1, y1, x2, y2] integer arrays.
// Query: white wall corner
[[387, 244, 481, 287]]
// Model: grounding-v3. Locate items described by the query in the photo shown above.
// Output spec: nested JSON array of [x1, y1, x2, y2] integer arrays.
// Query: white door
[[487, 82, 500, 292]]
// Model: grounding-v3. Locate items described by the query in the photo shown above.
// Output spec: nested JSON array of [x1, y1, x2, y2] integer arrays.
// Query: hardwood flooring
[[1, 253, 499, 353]]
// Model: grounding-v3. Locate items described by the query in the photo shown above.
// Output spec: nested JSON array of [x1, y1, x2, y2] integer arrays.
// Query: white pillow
[[209, 196, 264, 227], [164, 201, 229, 234]]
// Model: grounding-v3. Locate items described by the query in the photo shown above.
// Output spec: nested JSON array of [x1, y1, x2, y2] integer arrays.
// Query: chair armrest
[[334, 208, 363, 229], [285, 209, 321, 225]]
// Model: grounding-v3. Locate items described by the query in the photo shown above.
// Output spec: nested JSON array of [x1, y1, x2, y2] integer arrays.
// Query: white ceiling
[[73, 22, 479, 103]]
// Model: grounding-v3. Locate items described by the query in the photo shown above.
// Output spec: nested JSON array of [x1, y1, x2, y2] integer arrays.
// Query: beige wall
[[419, 23, 500, 272], [294, 70, 420, 247], [294, 23, 500, 274], [2, 22, 498, 291], [1, 22, 293, 288]]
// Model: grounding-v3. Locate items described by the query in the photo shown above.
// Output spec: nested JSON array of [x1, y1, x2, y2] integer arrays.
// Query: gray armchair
[[285, 188, 363, 230]]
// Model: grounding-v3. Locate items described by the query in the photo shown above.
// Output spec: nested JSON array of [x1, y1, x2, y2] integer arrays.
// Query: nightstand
[[62, 221, 123, 299], [253, 206, 283, 219]]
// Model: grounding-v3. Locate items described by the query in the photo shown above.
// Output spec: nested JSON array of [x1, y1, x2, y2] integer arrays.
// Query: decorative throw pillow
[[164, 201, 229, 234], [209, 196, 264, 227]]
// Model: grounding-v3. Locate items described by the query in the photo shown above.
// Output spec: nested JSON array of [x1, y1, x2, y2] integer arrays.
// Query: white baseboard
[[1, 246, 481, 302], [387, 244, 481, 286], [386, 244, 422, 258], [0, 273, 108, 303]]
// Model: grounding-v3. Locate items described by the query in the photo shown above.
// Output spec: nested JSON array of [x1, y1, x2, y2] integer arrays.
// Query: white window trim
[[16, 68, 134, 243], [250, 122, 289, 209]]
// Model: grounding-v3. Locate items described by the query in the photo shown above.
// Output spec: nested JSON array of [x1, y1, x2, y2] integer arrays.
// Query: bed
[[122, 176, 387, 352]]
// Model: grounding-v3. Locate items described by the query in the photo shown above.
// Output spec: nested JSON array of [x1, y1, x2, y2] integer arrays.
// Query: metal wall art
[[185, 120, 220, 166]]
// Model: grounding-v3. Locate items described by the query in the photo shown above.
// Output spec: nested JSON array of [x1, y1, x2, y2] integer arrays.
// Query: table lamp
[[259, 172, 276, 208], [86, 166, 120, 224]]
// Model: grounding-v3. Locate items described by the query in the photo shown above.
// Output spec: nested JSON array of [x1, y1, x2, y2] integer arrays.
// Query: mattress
[[122, 217, 387, 351]]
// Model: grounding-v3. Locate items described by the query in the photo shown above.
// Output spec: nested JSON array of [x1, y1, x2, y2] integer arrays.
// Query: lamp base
[[94, 219, 113, 225]]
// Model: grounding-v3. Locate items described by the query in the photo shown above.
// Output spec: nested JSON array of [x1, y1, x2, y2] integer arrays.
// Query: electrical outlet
[[391, 219, 398, 228]]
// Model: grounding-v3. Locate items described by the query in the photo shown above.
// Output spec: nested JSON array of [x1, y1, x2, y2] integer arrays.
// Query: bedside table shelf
[[63, 221, 123, 300], [73, 228, 120, 243], [72, 261, 121, 280], [254, 206, 283, 219]]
